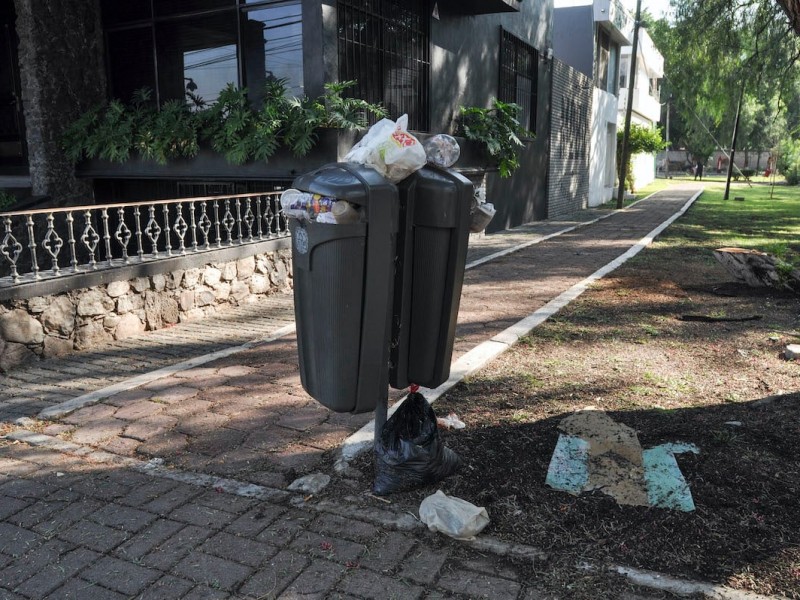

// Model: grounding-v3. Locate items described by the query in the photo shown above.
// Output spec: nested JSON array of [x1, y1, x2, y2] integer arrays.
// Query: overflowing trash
[[545, 409, 699, 512], [419, 490, 490, 540], [469, 186, 496, 233], [280, 189, 362, 224], [344, 114, 427, 183], [373, 391, 460, 495]]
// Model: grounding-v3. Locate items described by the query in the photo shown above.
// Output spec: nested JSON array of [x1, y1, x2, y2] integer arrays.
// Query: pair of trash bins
[[288, 163, 473, 414]]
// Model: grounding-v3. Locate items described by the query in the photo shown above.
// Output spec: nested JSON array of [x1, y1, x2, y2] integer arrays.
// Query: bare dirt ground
[[326, 218, 800, 598]]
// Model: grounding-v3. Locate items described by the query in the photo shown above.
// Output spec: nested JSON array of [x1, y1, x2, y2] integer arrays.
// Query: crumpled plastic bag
[[419, 490, 490, 540], [344, 115, 427, 183], [436, 413, 466, 430], [373, 392, 460, 495]]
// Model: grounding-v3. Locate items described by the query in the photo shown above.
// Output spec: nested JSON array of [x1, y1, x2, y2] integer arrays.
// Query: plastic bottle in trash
[[332, 201, 360, 224], [423, 134, 461, 168], [280, 188, 337, 220]]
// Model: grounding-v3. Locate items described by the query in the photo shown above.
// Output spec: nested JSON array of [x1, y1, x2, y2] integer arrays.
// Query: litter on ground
[[545, 409, 699, 512]]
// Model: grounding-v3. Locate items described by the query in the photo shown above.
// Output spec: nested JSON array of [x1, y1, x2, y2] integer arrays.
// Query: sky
[[638, 0, 673, 19]]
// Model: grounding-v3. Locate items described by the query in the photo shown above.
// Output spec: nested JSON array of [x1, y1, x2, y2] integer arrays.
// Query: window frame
[[498, 28, 539, 134], [100, 0, 303, 105], [337, 0, 431, 132]]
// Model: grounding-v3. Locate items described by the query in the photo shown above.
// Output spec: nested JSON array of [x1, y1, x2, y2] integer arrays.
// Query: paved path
[[2, 184, 754, 600]]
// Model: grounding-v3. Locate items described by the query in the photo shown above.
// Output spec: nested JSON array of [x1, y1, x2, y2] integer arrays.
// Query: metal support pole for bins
[[373, 392, 387, 447]]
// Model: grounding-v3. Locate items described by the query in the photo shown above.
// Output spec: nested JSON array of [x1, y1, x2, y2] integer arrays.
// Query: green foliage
[[457, 99, 534, 178], [62, 80, 386, 166], [650, 1, 800, 163], [319, 80, 387, 130], [616, 124, 667, 192], [282, 80, 388, 158], [777, 138, 800, 185], [0, 189, 16, 212]]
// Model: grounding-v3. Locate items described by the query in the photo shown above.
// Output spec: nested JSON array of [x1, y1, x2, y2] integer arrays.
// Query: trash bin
[[289, 163, 399, 413], [389, 166, 473, 389]]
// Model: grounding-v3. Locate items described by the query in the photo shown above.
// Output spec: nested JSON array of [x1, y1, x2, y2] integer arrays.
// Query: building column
[[13, 0, 106, 203]]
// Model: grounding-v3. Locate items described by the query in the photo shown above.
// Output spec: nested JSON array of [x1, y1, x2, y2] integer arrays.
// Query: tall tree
[[649, 0, 800, 172]]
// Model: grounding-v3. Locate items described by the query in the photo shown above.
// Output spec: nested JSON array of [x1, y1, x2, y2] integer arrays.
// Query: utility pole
[[664, 95, 671, 179], [616, 0, 643, 209], [724, 79, 746, 200]]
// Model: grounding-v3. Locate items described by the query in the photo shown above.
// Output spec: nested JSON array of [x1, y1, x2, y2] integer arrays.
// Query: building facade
[[552, 0, 633, 206], [1, 0, 556, 233], [618, 27, 663, 190]]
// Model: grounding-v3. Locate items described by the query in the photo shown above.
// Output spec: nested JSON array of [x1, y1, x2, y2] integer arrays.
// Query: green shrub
[[616, 124, 667, 193], [457, 99, 534, 178], [740, 168, 756, 178], [63, 80, 386, 166], [0, 189, 16, 212], [777, 138, 800, 185]]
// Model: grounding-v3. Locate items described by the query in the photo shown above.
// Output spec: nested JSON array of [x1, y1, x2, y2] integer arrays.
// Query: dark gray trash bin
[[289, 163, 399, 413], [390, 166, 473, 389]]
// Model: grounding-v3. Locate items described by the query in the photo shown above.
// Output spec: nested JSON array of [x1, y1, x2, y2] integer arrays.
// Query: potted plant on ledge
[[64, 81, 387, 181]]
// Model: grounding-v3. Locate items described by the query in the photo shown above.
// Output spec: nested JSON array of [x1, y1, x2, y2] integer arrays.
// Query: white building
[[553, 0, 634, 206], [617, 27, 664, 189]]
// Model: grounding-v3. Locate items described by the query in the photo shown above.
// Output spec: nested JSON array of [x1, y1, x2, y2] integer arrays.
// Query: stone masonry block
[[338, 568, 424, 600], [436, 570, 521, 599]]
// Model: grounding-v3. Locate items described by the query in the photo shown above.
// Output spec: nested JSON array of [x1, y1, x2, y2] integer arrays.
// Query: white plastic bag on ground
[[436, 413, 466, 430], [344, 115, 426, 183], [419, 490, 490, 540]]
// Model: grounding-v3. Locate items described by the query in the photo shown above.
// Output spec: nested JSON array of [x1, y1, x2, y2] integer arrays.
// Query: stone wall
[[0, 250, 291, 373]]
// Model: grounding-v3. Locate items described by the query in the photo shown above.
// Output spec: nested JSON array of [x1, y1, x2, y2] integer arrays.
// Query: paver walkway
[[1, 184, 747, 600]]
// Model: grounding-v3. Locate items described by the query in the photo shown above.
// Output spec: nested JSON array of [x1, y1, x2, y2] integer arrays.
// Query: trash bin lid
[[292, 163, 396, 208]]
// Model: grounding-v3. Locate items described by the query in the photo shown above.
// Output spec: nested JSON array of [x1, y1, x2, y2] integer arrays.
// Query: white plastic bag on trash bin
[[344, 115, 427, 183], [419, 490, 490, 541]]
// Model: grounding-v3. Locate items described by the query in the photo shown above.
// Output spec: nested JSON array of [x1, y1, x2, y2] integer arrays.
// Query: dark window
[[101, 0, 303, 105], [106, 27, 157, 104], [156, 12, 239, 104], [337, 0, 430, 131], [242, 2, 304, 102], [155, 0, 235, 18], [595, 27, 618, 94], [597, 29, 609, 89], [498, 29, 538, 134]]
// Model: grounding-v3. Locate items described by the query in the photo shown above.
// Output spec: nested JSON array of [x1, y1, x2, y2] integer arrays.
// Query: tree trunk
[[13, 0, 107, 203], [714, 247, 800, 294]]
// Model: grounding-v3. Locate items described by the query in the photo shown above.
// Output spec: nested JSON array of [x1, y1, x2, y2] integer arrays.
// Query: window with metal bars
[[499, 29, 538, 134], [337, 0, 430, 131]]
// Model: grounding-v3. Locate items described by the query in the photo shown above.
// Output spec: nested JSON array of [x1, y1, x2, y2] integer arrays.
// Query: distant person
[[694, 160, 704, 181]]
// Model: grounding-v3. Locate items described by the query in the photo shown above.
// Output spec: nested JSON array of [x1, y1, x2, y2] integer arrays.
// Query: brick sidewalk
[[0, 186, 707, 599]]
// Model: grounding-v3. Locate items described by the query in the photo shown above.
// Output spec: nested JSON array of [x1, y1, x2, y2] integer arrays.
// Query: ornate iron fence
[[0, 192, 289, 287]]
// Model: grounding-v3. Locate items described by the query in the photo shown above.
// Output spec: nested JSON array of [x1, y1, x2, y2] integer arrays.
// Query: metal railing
[[0, 192, 289, 287]]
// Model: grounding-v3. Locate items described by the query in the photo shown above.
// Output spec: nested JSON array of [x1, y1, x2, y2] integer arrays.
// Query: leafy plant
[[0, 189, 16, 212], [616, 124, 667, 193], [777, 138, 800, 185], [458, 99, 534, 178], [283, 80, 387, 157], [62, 80, 386, 166], [319, 80, 386, 129]]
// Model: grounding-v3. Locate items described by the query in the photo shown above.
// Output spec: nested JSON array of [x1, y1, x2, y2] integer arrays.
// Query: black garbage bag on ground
[[373, 391, 460, 495]]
